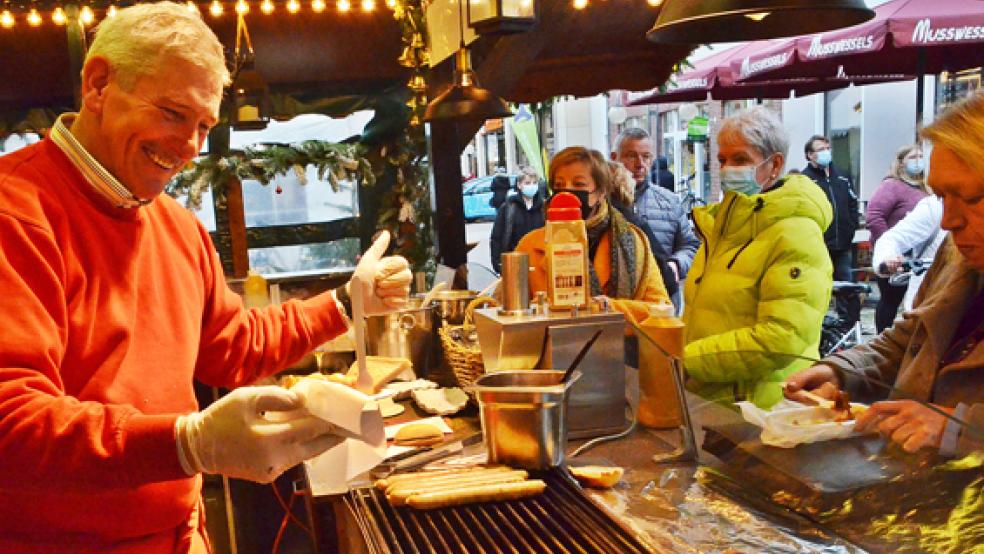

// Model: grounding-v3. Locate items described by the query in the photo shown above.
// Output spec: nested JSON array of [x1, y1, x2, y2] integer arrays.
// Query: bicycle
[[820, 281, 871, 356], [679, 189, 707, 214]]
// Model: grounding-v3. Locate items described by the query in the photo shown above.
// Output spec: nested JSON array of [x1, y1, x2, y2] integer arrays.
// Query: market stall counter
[[298, 361, 982, 553]]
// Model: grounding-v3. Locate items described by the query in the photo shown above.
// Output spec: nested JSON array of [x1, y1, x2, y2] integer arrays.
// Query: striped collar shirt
[[49, 113, 151, 209]]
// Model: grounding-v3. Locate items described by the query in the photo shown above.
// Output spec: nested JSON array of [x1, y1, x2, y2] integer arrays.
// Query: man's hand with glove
[[344, 230, 412, 316], [175, 386, 337, 483]]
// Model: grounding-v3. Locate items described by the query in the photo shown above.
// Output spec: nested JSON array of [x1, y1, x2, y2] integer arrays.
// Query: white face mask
[[720, 155, 774, 196]]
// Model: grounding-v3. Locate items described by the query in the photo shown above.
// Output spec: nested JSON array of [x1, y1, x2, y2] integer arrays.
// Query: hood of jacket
[[692, 174, 832, 253]]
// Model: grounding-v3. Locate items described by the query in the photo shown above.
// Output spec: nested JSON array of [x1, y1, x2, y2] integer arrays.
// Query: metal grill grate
[[345, 470, 651, 554]]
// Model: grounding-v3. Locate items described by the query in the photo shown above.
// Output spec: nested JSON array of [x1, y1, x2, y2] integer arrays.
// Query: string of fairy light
[[0, 0, 661, 28], [0, 0, 400, 28]]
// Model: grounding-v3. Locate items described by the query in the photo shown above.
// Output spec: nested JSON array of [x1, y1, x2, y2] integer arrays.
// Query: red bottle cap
[[547, 191, 582, 221]]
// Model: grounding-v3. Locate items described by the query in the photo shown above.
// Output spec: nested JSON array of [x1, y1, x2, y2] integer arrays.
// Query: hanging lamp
[[230, 11, 271, 130], [423, 0, 512, 122], [647, 0, 874, 44]]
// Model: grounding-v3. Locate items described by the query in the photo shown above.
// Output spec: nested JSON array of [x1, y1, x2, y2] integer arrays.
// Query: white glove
[[175, 386, 337, 484], [347, 230, 412, 316]]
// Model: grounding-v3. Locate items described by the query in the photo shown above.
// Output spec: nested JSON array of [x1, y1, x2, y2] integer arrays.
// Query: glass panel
[[938, 68, 982, 112], [174, 188, 217, 232], [241, 167, 358, 228], [468, 0, 494, 22], [502, 0, 533, 18], [247, 238, 360, 274]]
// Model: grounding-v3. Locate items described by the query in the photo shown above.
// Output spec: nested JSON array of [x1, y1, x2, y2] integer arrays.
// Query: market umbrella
[[627, 40, 907, 106], [731, 0, 984, 125], [734, 0, 984, 82]]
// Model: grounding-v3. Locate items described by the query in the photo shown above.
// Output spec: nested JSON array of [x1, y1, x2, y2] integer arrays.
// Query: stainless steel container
[[499, 252, 531, 316], [432, 290, 477, 324], [473, 370, 579, 470], [366, 295, 434, 376], [472, 307, 627, 439]]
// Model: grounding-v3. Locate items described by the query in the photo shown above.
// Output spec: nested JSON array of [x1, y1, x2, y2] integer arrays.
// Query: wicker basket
[[438, 295, 498, 389]]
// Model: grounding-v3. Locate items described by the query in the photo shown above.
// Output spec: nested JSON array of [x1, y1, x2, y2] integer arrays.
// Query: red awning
[[736, 0, 984, 83], [628, 39, 906, 107]]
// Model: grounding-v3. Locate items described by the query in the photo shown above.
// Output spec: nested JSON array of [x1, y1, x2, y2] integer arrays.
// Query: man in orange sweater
[[0, 2, 410, 551]]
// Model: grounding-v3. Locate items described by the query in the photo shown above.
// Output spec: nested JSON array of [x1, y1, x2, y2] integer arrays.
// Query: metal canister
[[365, 295, 434, 376], [498, 252, 532, 316]]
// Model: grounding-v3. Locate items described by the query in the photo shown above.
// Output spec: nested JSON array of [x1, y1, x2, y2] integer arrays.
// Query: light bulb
[[261, 0, 274, 13], [311, 0, 325, 11], [646, 0, 661, 5], [337, 0, 350, 11], [0, 10, 13, 28], [287, 0, 300, 11], [385, 0, 395, 7], [27, 8, 41, 25], [80, 5, 94, 24], [572, 0, 587, 9], [52, 6, 66, 24], [210, 0, 223, 15], [236, 0, 249, 13], [360, 0, 373, 11], [107, 4, 118, 16], [186, 1, 198, 12]]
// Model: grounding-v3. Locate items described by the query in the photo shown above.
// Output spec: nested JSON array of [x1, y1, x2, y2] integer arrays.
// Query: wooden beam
[[64, 5, 86, 110], [428, 121, 468, 268], [225, 177, 250, 278], [471, 0, 563, 102]]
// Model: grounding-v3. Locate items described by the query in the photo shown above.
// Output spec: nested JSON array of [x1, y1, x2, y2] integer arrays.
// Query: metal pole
[[915, 48, 926, 141]]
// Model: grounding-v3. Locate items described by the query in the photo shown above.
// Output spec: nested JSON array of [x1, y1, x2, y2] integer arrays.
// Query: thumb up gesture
[[348, 231, 412, 316]]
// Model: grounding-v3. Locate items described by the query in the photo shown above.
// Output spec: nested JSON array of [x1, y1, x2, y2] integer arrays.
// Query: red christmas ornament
[[275, 186, 283, 194]]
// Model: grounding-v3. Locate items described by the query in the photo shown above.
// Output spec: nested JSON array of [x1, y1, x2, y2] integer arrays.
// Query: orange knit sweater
[[0, 139, 348, 551]]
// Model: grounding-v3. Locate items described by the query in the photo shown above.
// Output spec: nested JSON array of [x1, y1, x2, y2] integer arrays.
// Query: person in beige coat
[[785, 91, 984, 458]]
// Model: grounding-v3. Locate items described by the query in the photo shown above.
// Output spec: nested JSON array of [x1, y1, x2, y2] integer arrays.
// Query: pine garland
[[166, 140, 374, 211]]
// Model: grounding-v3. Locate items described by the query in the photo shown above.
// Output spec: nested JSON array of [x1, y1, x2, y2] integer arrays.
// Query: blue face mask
[[720, 166, 761, 196], [816, 149, 833, 167], [520, 183, 539, 197], [905, 158, 925, 176], [720, 155, 774, 196]]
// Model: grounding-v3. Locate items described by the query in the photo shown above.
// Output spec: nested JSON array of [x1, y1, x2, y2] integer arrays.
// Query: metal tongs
[[372, 433, 484, 478]]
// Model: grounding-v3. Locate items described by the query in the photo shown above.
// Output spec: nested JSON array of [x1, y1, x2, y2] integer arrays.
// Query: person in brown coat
[[785, 91, 984, 458]]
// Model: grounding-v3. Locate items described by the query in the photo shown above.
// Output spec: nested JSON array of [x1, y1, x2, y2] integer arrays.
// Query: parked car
[[462, 175, 517, 221]]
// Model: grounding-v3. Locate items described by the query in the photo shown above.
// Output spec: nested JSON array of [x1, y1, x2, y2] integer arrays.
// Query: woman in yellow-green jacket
[[684, 107, 833, 409]]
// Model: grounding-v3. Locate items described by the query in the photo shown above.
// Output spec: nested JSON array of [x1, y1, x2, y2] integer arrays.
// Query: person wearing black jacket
[[802, 135, 860, 325], [489, 172, 512, 211], [649, 155, 676, 192], [489, 169, 545, 273]]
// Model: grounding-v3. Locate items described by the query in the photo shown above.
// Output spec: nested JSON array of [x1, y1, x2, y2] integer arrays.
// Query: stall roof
[[0, 1, 694, 113]]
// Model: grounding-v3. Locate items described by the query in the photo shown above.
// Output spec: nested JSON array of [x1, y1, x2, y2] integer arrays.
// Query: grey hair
[[719, 106, 790, 164], [614, 127, 651, 154], [88, 1, 230, 91]]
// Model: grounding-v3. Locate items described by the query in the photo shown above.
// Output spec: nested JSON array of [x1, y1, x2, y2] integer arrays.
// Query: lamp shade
[[424, 49, 513, 122], [647, 0, 874, 44]]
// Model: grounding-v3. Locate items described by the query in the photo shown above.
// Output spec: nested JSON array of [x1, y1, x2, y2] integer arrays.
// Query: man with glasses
[[802, 135, 860, 327], [612, 128, 699, 312]]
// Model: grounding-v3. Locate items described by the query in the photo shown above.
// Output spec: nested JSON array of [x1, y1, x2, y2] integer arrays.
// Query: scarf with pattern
[[584, 199, 639, 298]]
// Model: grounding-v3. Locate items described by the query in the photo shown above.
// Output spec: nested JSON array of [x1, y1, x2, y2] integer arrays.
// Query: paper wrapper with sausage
[[737, 399, 869, 448]]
